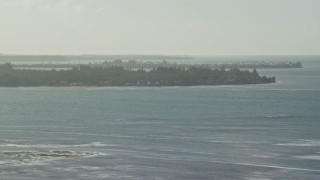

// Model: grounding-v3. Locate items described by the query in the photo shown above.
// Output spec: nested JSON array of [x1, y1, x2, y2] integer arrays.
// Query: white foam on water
[[0, 150, 106, 158], [0, 150, 107, 166], [73, 142, 112, 147], [0, 142, 114, 148], [0, 141, 109, 167]]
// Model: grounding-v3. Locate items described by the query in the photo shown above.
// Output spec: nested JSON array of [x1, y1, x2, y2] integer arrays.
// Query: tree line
[[0, 63, 275, 87]]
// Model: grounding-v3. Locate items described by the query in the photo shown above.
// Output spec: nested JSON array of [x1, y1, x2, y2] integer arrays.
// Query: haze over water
[[0, 0, 320, 179], [0, 56, 319, 179]]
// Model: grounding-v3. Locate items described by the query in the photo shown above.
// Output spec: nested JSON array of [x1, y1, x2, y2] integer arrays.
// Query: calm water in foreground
[[0, 59, 319, 179]]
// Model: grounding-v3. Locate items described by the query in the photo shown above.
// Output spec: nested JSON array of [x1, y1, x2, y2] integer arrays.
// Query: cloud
[[0, 0, 103, 13]]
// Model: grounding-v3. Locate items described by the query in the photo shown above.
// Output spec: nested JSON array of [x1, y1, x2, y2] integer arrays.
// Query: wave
[[295, 155, 320, 160], [211, 140, 261, 144], [0, 125, 87, 129], [119, 153, 320, 172], [219, 161, 320, 172], [0, 129, 189, 140], [0, 150, 106, 166], [206, 160, 319, 172], [249, 114, 319, 120], [276, 139, 320, 147], [0, 140, 109, 167], [0, 142, 114, 149], [257, 88, 320, 92], [265, 114, 296, 119], [0, 150, 104, 158], [196, 114, 319, 121]]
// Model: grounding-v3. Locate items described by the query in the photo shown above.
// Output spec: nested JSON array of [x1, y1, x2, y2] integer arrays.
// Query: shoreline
[[0, 64, 276, 87], [0, 81, 276, 88]]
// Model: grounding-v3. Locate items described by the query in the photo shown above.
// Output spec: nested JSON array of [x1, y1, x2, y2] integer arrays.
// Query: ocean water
[[0, 58, 319, 179]]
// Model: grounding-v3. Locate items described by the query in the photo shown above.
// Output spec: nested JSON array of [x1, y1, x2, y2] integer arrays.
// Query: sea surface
[[0, 57, 319, 179]]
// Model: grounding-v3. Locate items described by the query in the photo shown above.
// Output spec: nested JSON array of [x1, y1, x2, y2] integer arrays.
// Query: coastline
[[0, 64, 276, 87]]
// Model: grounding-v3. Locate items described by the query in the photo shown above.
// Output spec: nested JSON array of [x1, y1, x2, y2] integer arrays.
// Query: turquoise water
[[0, 58, 319, 179]]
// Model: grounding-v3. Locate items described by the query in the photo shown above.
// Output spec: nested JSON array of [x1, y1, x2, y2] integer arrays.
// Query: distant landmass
[[98, 60, 303, 69], [0, 55, 194, 62], [0, 55, 303, 69], [0, 63, 275, 87], [10, 60, 303, 69]]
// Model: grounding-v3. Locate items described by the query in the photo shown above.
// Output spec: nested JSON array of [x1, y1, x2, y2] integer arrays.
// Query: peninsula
[[0, 63, 275, 87]]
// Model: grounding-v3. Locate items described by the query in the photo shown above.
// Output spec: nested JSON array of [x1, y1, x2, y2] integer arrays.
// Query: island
[[0, 55, 303, 69], [0, 63, 275, 87], [99, 60, 303, 69], [11, 60, 303, 70]]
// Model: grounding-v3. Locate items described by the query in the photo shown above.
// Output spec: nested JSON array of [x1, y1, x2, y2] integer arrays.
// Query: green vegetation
[[0, 63, 275, 87]]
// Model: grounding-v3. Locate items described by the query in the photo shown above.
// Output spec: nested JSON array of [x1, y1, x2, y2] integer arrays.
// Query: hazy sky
[[0, 0, 319, 55]]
